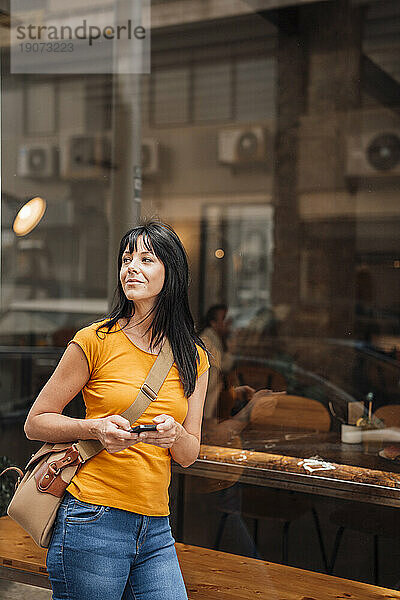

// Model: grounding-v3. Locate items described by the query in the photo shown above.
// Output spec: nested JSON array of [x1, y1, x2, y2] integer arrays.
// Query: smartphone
[[129, 424, 158, 434]]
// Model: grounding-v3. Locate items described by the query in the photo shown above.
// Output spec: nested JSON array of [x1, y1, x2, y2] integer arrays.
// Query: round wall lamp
[[13, 196, 46, 236]]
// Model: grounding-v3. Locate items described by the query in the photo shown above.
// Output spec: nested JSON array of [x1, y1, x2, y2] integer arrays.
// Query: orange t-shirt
[[66, 320, 210, 516]]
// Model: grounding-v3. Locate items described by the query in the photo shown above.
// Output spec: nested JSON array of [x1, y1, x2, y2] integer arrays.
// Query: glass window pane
[[2, 2, 400, 594], [236, 57, 276, 121], [26, 82, 56, 135], [193, 62, 232, 122], [153, 67, 189, 124]]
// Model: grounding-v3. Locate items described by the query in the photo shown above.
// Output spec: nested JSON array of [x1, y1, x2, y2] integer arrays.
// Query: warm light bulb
[[19, 204, 32, 219], [215, 248, 225, 259], [13, 196, 46, 236]]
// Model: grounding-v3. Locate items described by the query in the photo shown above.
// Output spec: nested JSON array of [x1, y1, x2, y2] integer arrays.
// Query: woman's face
[[120, 236, 165, 305]]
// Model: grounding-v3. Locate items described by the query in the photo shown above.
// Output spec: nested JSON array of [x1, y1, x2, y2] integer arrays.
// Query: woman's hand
[[234, 385, 255, 401], [93, 415, 140, 454], [137, 414, 184, 449]]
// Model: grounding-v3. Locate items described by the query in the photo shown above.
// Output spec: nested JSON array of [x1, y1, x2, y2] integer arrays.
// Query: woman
[[24, 220, 210, 600]]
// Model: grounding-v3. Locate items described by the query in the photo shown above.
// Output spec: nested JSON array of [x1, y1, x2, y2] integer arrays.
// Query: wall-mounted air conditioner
[[218, 126, 268, 166], [60, 134, 111, 180], [17, 143, 57, 178], [346, 130, 400, 177], [142, 138, 159, 176]]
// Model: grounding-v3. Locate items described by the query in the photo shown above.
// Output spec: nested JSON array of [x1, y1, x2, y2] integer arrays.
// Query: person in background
[[200, 304, 277, 446], [198, 305, 279, 558], [201, 304, 233, 419]]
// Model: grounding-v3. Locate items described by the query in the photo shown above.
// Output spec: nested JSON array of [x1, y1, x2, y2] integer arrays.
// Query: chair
[[328, 404, 400, 584], [249, 394, 331, 433], [374, 405, 400, 427], [214, 394, 330, 570]]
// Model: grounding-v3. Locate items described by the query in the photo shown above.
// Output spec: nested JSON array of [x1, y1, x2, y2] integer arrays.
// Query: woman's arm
[[24, 342, 140, 453], [170, 369, 209, 467], [24, 342, 95, 442], [138, 369, 209, 468]]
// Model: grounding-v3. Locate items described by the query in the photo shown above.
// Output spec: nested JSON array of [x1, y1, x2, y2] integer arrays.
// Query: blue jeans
[[46, 492, 188, 600]]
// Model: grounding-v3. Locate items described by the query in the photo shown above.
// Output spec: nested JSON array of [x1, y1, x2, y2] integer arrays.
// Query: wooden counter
[[173, 440, 400, 507]]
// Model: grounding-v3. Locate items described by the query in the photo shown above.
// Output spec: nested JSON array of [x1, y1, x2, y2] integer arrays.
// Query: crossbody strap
[[75, 338, 175, 462]]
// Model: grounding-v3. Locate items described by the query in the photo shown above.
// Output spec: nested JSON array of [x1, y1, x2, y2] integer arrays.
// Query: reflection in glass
[[12, 196, 46, 236]]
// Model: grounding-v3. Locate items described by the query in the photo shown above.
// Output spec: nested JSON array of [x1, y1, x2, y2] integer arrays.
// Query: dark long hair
[[96, 219, 208, 398]]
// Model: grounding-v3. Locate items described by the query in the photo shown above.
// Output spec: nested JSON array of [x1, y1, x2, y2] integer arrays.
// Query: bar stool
[[328, 503, 400, 585], [214, 485, 328, 569], [329, 404, 400, 585]]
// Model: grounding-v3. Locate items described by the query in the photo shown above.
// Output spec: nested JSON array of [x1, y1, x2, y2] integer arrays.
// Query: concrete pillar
[[299, 0, 364, 337], [271, 0, 364, 337], [270, 7, 307, 332]]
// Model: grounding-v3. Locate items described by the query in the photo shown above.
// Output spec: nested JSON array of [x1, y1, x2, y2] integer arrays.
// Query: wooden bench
[[1, 516, 399, 599]]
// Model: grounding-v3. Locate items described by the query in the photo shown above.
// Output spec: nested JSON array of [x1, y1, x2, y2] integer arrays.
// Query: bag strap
[[75, 338, 174, 462]]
